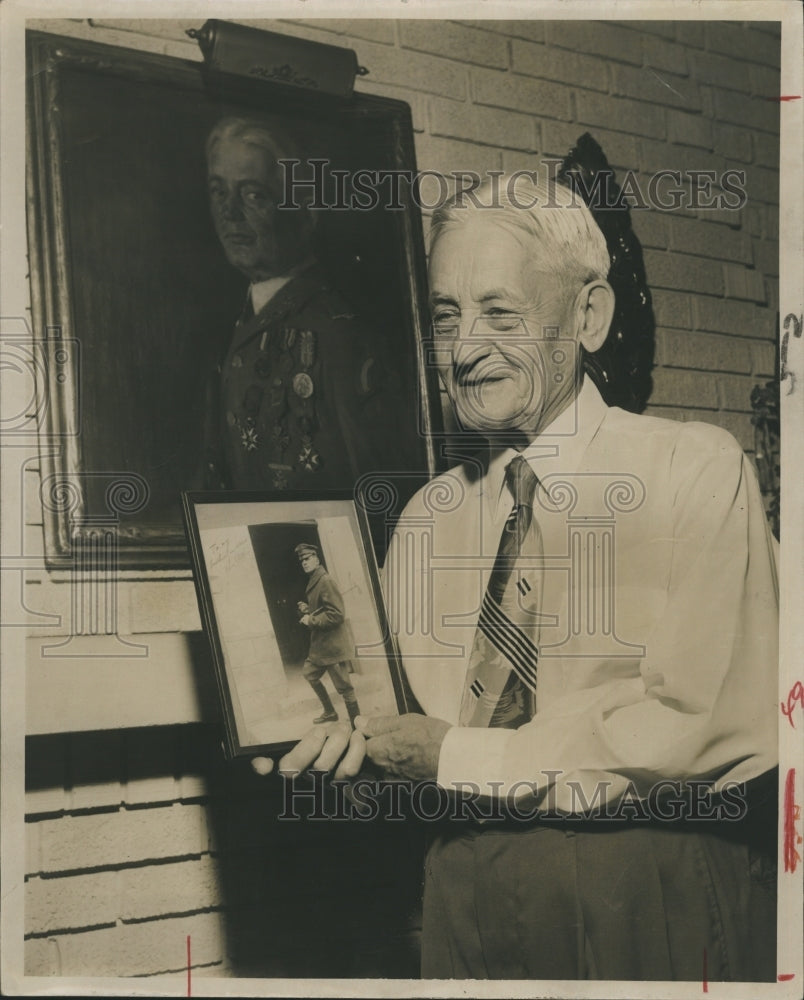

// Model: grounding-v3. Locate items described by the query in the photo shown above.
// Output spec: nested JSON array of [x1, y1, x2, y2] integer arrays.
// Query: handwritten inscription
[[780, 312, 802, 394], [781, 680, 804, 728], [207, 537, 229, 568], [207, 534, 248, 570], [783, 768, 801, 874]]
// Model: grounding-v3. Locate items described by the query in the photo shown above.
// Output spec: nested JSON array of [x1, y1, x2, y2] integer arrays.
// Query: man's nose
[[220, 190, 245, 221], [450, 316, 493, 373]]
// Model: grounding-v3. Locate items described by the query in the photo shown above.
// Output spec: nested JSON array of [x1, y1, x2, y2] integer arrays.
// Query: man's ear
[[575, 279, 615, 354]]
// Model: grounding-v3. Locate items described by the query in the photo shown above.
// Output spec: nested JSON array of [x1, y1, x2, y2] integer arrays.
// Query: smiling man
[[264, 171, 779, 983], [203, 116, 387, 493]]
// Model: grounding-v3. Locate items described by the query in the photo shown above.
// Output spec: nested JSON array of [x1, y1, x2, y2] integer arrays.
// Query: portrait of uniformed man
[[295, 542, 361, 727], [203, 115, 399, 494]]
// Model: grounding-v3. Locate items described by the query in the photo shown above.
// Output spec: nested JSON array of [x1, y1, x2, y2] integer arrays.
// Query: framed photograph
[[26, 27, 439, 569], [182, 490, 409, 757]]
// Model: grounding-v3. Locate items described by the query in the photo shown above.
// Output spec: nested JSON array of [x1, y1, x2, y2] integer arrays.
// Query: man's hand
[[297, 601, 310, 614], [356, 713, 452, 782], [251, 720, 366, 782], [299, 613, 312, 627]]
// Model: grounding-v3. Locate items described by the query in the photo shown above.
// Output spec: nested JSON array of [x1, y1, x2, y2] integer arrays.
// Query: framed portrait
[[26, 26, 440, 569], [182, 490, 409, 758]]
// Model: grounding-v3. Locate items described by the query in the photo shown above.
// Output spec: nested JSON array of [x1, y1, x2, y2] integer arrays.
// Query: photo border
[[1, 2, 801, 998], [182, 488, 410, 758]]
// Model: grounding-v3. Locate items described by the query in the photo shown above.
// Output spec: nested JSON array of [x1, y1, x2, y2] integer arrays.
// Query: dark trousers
[[302, 658, 357, 705], [422, 819, 777, 981]]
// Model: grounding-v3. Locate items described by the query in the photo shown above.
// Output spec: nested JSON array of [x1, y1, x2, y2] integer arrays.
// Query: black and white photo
[[183, 492, 406, 756], [1, 3, 801, 997]]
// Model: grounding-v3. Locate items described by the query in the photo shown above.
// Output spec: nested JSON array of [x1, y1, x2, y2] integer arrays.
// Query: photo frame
[[182, 490, 409, 758], [26, 27, 439, 569]]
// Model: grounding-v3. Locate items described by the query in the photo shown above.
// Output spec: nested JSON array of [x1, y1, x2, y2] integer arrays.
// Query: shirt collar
[[485, 377, 609, 522], [248, 255, 319, 314], [250, 274, 294, 314]]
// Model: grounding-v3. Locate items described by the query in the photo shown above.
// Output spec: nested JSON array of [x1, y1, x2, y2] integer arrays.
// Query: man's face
[[299, 553, 320, 574], [428, 215, 581, 442], [207, 136, 312, 282]]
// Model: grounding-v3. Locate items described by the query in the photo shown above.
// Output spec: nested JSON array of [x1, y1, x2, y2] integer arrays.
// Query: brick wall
[[25, 726, 424, 979], [25, 728, 225, 977], [22, 15, 780, 982]]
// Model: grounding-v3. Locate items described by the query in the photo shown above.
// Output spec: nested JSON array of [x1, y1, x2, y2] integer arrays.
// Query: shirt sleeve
[[436, 426, 779, 811]]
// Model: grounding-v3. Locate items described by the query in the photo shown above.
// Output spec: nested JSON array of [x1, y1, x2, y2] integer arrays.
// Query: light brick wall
[[22, 15, 780, 980], [25, 728, 226, 977], [25, 727, 424, 979]]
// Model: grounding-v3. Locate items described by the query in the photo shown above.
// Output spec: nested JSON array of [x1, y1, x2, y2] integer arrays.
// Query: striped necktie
[[459, 454, 543, 729]]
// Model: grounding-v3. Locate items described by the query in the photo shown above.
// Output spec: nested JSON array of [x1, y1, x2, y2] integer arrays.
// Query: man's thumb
[[354, 714, 400, 738]]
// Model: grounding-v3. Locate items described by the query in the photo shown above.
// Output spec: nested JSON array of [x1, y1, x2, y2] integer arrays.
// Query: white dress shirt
[[383, 378, 779, 811], [249, 274, 293, 315]]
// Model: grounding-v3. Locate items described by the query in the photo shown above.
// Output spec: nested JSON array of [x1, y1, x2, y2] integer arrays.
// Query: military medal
[[239, 385, 263, 452], [268, 462, 292, 490], [299, 330, 316, 368], [240, 420, 259, 452], [292, 372, 314, 399], [254, 329, 272, 378], [270, 421, 290, 454], [290, 329, 317, 400], [298, 436, 322, 473]]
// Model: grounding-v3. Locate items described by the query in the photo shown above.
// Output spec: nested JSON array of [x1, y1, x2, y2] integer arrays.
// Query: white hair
[[430, 172, 611, 287], [205, 115, 301, 166]]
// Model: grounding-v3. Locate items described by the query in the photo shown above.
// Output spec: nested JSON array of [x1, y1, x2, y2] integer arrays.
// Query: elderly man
[[204, 116, 387, 492], [260, 173, 778, 982]]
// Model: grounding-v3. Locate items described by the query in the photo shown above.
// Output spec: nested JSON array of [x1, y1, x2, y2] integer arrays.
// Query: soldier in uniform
[[295, 543, 360, 726], [204, 115, 390, 493]]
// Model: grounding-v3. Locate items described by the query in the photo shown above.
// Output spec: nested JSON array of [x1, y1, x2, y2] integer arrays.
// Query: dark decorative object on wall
[[558, 132, 655, 414], [750, 375, 781, 541]]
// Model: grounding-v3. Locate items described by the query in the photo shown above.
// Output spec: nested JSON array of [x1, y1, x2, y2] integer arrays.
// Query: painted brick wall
[[25, 728, 225, 978], [25, 726, 424, 979], [22, 15, 780, 981]]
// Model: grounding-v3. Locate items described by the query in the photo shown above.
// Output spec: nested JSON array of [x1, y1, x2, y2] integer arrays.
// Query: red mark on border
[[187, 935, 192, 997], [781, 681, 804, 728], [763, 95, 802, 101], [783, 768, 801, 873], [702, 947, 708, 992], [778, 973, 796, 981]]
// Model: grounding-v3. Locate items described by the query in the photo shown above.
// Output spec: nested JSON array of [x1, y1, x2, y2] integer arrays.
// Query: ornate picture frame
[[26, 28, 439, 569]]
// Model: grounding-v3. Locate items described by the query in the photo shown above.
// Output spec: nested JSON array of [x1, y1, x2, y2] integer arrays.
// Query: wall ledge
[[25, 632, 217, 735]]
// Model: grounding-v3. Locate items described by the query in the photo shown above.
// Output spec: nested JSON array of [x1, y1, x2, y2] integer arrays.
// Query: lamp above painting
[[186, 19, 367, 97]]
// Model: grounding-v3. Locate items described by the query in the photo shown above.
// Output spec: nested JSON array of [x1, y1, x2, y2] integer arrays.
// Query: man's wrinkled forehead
[[429, 212, 561, 283], [207, 135, 280, 173]]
